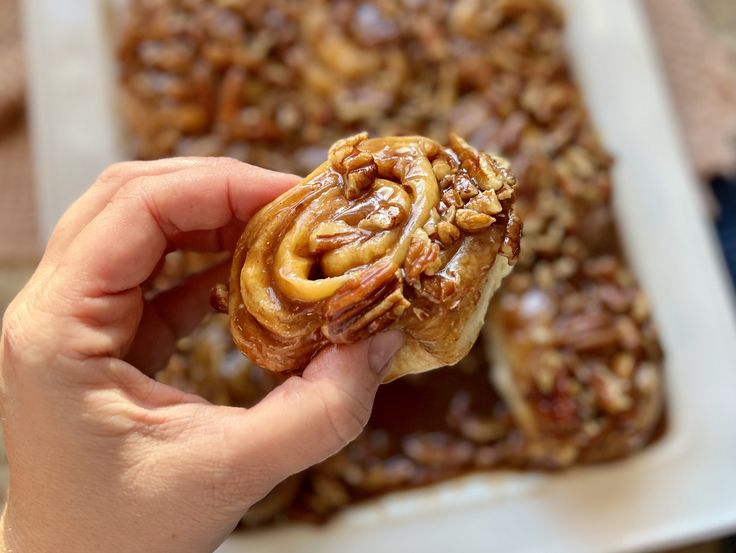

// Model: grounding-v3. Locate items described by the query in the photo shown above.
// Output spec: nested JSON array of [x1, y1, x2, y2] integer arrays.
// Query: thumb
[[221, 331, 404, 484]]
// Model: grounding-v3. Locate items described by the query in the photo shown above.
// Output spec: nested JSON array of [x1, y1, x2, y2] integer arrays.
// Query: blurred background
[[1, 0, 736, 551]]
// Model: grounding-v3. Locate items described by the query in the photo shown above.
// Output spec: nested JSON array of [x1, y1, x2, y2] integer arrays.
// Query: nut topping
[[437, 221, 461, 246], [323, 260, 409, 343], [455, 208, 494, 231]]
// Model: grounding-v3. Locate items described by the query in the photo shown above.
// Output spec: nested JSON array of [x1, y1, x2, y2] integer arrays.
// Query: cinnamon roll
[[225, 133, 521, 381]]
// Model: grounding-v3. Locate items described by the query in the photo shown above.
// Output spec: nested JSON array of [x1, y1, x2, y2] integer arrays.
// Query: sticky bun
[[224, 133, 521, 381], [487, 256, 664, 466]]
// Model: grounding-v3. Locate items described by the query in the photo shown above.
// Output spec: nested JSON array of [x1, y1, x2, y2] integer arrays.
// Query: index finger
[[60, 158, 298, 297], [43, 158, 224, 267]]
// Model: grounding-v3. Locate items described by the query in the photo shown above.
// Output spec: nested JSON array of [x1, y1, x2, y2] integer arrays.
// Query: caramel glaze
[[228, 133, 520, 374]]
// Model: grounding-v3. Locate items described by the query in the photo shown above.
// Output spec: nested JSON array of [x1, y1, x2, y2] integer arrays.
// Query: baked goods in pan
[[487, 256, 664, 466], [120, 0, 667, 527], [225, 133, 521, 381]]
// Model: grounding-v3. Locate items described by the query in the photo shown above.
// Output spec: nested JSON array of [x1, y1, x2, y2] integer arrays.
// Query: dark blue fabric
[[712, 175, 736, 288]]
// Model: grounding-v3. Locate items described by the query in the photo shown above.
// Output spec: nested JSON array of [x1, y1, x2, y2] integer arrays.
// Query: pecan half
[[309, 221, 370, 253], [322, 260, 409, 343], [500, 209, 522, 259]]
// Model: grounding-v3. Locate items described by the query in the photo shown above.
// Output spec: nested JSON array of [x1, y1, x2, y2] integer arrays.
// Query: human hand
[[0, 158, 404, 553]]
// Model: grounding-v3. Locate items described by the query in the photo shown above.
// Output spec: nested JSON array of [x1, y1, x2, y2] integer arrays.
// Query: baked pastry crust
[[227, 133, 521, 381]]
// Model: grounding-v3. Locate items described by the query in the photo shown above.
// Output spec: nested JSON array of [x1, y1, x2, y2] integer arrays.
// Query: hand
[[0, 158, 404, 553]]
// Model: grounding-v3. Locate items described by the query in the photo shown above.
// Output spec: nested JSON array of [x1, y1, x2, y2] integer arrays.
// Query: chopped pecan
[[631, 291, 650, 322], [431, 158, 453, 181], [616, 316, 642, 351], [404, 229, 442, 284], [439, 174, 455, 189], [345, 163, 379, 200], [328, 132, 379, 200], [423, 208, 442, 237], [328, 133, 366, 166], [634, 362, 660, 394], [456, 208, 494, 231], [440, 204, 457, 223], [322, 260, 409, 343], [533, 262, 555, 289], [340, 183, 409, 231], [476, 154, 508, 192], [441, 186, 463, 208], [465, 189, 502, 215], [552, 256, 577, 279], [450, 134, 513, 192], [497, 187, 514, 201], [402, 433, 474, 468], [612, 352, 636, 379], [583, 256, 618, 279], [310, 475, 350, 510], [558, 323, 619, 353], [437, 221, 460, 246], [534, 350, 565, 394], [598, 284, 633, 313], [591, 367, 633, 414], [358, 204, 406, 231], [459, 417, 508, 444], [210, 283, 229, 313], [453, 172, 479, 200], [415, 273, 459, 304]]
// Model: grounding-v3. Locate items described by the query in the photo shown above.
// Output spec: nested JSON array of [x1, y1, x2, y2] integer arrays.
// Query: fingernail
[[368, 331, 405, 376]]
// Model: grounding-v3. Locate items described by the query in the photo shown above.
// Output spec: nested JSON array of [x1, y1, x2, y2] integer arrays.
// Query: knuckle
[[116, 175, 170, 227], [115, 174, 148, 200], [1, 285, 83, 376], [210, 156, 241, 167], [1, 303, 31, 371], [317, 384, 371, 446], [95, 161, 143, 187]]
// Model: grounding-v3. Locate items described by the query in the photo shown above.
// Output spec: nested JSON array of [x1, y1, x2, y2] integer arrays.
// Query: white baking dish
[[22, 1, 736, 552]]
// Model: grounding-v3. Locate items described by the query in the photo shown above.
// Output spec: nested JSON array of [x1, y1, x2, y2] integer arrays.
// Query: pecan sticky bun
[[224, 133, 521, 381], [486, 256, 664, 467]]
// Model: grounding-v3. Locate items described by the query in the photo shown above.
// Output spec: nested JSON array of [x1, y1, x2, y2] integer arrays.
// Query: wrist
[[1, 502, 45, 553], [1, 500, 82, 553], [1, 505, 30, 553]]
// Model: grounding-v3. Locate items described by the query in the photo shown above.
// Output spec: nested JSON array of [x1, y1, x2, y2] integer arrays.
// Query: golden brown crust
[[228, 133, 520, 378]]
